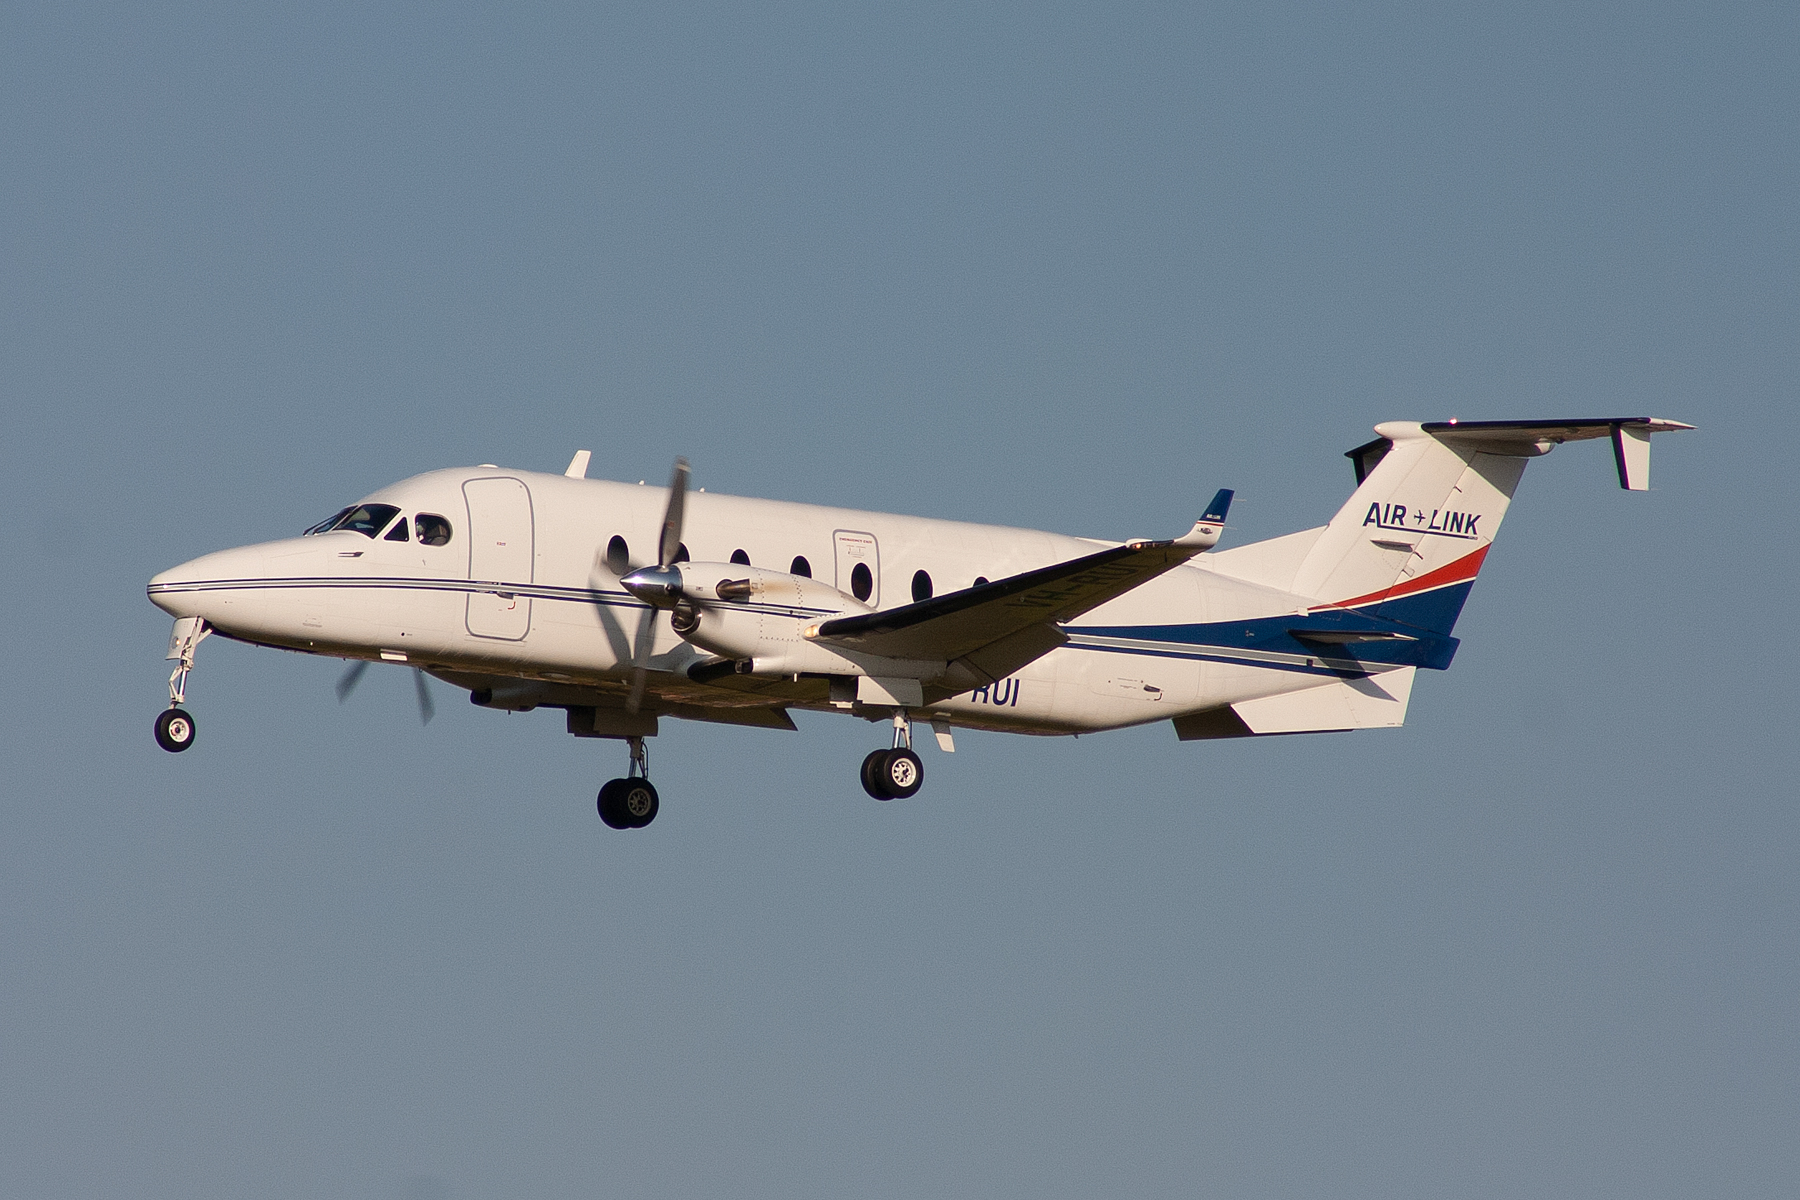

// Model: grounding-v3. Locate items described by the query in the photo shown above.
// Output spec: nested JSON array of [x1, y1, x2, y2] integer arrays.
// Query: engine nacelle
[[665, 564, 941, 681], [662, 563, 859, 663], [657, 563, 864, 610]]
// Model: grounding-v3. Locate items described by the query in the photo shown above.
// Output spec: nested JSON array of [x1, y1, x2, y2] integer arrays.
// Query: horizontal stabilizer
[[1346, 418, 1691, 492], [1422, 417, 1693, 490]]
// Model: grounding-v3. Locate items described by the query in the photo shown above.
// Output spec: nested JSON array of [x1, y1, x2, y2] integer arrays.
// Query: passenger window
[[384, 516, 410, 542], [850, 562, 873, 602], [415, 514, 453, 546], [730, 549, 751, 565], [790, 555, 812, 578], [912, 570, 933, 603], [606, 535, 630, 575]]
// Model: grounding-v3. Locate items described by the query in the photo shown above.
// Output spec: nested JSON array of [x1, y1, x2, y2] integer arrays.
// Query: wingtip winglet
[[1177, 490, 1234, 551]]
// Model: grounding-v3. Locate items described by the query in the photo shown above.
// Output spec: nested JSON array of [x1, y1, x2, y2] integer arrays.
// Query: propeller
[[336, 659, 436, 725], [335, 659, 369, 702], [619, 457, 690, 713], [412, 667, 436, 724]]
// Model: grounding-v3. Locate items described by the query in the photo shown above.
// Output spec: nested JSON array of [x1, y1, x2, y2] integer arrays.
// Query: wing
[[808, 511, 1229, 685]]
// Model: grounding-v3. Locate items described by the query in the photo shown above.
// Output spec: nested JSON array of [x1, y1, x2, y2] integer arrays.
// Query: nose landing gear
[[155, 617, 209, 754], [861, 710, 925, 800], [598, 736, 660, 829]]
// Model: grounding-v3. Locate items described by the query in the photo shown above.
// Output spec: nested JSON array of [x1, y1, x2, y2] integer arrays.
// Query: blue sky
[[3, 4, 1795, 1197]]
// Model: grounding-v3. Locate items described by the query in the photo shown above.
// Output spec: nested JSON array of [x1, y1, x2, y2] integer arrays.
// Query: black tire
[[154, 708, 197, 753], [880, 748, 924, 799], [620, 779, 659, 828], [861, 749, 893, 799], [597, 779, 631, 829]]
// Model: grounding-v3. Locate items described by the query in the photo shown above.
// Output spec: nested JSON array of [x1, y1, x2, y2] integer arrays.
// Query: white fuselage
[[148, 421, 1692, 753], [147, 465, 1382, 737]]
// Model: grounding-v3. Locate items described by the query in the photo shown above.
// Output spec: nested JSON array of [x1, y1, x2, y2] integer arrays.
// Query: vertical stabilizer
[[1285, 417, 1692, 635], [1289, 423, 1525, 633]]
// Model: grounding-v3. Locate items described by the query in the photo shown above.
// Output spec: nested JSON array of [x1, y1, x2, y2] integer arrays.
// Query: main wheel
[[597, 779, 631, 829], [154, 708, 197, 753], [861, 750, 893, 799], [879, 748, 924, 799], [619, 778, 659, 828]]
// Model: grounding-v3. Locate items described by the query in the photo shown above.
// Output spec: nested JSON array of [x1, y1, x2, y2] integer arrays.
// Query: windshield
[[303, 507, 354, 536], [306, 503, 402, 538]]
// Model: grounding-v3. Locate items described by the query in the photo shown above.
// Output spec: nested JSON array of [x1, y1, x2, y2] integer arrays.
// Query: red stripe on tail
[[1333, 545, 1490, 610]]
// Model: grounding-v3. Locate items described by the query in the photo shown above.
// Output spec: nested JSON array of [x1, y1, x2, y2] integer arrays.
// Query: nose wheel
[[597, 736, 660, 829], [860, 710, 925, 799], [154, 708, 197, 753], [155, 617, 209, 754]]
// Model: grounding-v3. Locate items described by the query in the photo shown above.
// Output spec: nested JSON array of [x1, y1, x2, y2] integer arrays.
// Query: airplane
[[147, 417, 1690, 828]]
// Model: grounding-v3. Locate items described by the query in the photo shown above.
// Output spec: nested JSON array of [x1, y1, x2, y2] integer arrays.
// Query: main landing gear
[[861, 710, 925, 800], [155, 617, 209, 753], [597, 736, 660, 829]]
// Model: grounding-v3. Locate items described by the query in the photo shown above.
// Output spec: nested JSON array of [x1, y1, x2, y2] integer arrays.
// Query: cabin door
[[463, 477, 534, 640]]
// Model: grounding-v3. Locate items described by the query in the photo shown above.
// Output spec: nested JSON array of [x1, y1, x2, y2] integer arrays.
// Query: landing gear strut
[[861, 710, 924, 800], [597, 735, 660, 829], [155, 617, 209, 753]]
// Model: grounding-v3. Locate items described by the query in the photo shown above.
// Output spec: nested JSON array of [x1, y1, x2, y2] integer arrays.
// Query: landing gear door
[[464, 477, 534, 640], [833, 530, 879, 606]]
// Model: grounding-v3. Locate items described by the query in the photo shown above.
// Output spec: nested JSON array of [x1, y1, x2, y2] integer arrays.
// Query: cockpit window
[[384, 516, 410, 541], [325, 504, 402, 538], [415, 514, 453, 546], [304, 507, 354, 536]]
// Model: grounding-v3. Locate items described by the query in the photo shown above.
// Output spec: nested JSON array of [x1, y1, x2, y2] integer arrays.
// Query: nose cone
[[148, 544, 269, 618]]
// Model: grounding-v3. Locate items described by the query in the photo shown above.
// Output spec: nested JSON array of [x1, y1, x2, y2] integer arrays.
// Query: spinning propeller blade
[[625, 632, 653, 713], [627, 457, 689, 713], [657, 458, 689, 570], [336, 660, 369, 702], [337, 659, 433, 725], [412, 668, 436, 725]]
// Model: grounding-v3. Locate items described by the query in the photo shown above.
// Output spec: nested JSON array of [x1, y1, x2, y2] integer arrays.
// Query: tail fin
[[1288, 418, 1692, 635]]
